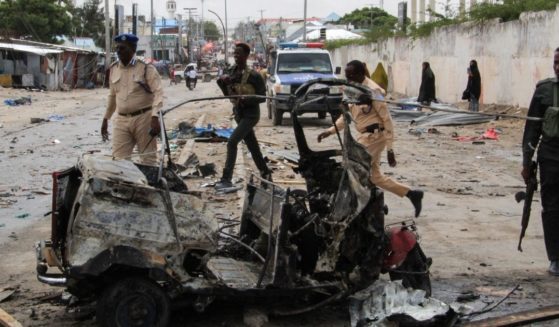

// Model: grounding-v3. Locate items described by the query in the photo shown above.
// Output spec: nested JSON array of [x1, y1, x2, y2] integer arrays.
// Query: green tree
[[73, 0, 105, 48], [0, 0, 74, 43], [337, 7, 397, 30], [204, 21, 221, 41]]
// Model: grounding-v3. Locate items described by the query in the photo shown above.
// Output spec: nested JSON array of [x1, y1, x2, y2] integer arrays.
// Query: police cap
[[113, 33, 139, 44]]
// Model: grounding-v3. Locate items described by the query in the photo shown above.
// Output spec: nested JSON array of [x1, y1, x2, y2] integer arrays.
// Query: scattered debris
[[0, 288, 16, 303], [52, 139, 61, 144], [215, 185, 243, 194], [349, 280, 457, 327], [30, 118, 47, 124], [243, 307, 269, 327], [457, 291, 481, 303], [47, 114, 64, 122], [462, 304, 559, 327], [4, 97, 31, 106], [15, 213, 29, 219], [412, 111, 494, 127], [0, 307, 23, 327]]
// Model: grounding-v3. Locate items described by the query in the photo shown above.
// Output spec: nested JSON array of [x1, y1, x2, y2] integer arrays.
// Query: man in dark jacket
[[521, 47, 559, 276], [215, 43, 272, 190], [417, 62, 436, 105]]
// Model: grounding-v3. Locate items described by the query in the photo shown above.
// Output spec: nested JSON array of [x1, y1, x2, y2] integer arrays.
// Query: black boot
[[406, 190, 424, 218], [215, 178, 233, 190], [549, 261, 559, 276]]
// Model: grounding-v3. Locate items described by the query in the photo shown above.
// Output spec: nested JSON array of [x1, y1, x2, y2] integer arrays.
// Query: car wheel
[[272, 101, 283, 126], [96, 277, 171, 327], [389, 244, 432, 297]]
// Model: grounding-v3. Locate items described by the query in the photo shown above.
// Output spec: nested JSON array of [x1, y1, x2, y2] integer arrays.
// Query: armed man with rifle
[[215, 43, 273, 191], [521, 47, 559, 276]]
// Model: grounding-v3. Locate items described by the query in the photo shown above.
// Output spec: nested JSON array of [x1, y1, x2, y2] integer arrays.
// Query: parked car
[[35, 79, 431, 326]]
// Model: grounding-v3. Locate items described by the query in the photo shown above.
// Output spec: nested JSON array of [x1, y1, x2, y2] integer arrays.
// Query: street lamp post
[[208, 8, 228, 65]]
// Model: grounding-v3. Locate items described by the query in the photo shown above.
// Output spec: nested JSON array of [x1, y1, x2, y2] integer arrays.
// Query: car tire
[[272, 101, 283, 126], [389, 244, 432, 297], [96, 277, 171, 327]]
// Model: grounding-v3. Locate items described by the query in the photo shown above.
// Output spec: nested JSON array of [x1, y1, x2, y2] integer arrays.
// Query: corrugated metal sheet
[[0, 42, 63, 56]]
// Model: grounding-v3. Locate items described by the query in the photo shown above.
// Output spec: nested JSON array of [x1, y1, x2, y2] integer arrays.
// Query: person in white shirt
[[185, 66, 197, 90]]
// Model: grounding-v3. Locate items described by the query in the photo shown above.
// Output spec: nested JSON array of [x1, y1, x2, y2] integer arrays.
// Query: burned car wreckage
[[35, 79, 432, 326]]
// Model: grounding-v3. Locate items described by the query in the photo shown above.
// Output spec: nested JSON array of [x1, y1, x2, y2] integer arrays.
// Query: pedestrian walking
[[215, 43, 272, 190], [318, 60, 424, 217], [521, 47, 559, 276], [100, 33, 163, 165], [417, 62, 436, 106]]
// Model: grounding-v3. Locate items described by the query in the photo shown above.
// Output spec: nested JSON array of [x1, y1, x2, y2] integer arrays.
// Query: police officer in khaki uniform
[[318, 60, 424, 217], [101, 33, 163, 165]]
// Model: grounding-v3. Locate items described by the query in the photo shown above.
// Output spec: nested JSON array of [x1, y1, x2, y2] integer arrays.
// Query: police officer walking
[[318, 60, 424, 217], [101, 34, 163, 165], [215, 43, 272, 190], [522, 47, 559, 276]]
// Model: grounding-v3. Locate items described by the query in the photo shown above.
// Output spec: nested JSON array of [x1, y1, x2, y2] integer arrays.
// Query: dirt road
[[0, 80, 558, 326]]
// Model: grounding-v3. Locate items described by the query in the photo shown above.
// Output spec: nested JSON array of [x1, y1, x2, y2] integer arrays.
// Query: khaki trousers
[[112, 111, 158, 165], [359, 132, 410, 197]]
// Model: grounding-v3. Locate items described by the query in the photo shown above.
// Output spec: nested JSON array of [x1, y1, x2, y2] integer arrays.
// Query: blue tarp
[[193, 126, 234, 140]]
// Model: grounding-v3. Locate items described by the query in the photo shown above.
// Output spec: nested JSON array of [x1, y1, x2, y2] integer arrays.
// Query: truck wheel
[[272, 101, 283, 126], [389, 244, 432, 297], [96, 277, 171, 327]]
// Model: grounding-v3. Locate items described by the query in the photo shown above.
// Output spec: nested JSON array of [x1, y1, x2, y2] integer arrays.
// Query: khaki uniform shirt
[[328, 77, 395, 150], [104, 57, 163, 120]]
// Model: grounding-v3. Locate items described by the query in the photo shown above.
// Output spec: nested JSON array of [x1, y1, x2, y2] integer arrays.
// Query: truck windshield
[[277, 53, 332, 74]]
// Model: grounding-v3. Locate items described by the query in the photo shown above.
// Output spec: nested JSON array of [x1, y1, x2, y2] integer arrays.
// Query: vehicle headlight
[[273, 84, 291, 94]]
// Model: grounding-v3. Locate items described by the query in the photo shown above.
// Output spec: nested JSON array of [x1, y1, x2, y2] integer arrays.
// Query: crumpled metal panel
[[349, 280, 453, 327], [66, 155, 218, 267], [78, 154, 148, 185], [412, 111, 494, 127]]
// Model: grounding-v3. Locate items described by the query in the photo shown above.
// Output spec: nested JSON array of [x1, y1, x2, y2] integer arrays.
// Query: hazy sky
[[76, 0, 461, 26]]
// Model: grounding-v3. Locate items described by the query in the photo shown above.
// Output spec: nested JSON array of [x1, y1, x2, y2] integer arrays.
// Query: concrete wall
[[330, 5, 559, 108]]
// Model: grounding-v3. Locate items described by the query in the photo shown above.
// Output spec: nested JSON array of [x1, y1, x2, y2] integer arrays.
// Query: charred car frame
[[35, 79, 431, 326]]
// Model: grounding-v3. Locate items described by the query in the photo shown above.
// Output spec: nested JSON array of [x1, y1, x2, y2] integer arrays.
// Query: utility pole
[[302, 0, 307, 41], [104, 0, 110, 73], [225, 0, 228, 65], [184, 8, 197, 63], [151, 0, 154, 58], [257, 9, 265, 49], [200, 0, 205, 40]]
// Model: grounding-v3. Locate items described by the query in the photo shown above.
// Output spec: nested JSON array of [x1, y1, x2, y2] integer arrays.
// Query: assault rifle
[[515, 161, 538, 252]]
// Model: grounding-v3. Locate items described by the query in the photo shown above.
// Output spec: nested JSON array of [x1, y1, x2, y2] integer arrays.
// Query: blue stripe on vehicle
[[276, 73, 334, 85]]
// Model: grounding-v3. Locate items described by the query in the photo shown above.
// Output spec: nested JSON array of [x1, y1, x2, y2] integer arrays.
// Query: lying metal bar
[[463, 304, 559, 327], [162, 95, 275, 115]]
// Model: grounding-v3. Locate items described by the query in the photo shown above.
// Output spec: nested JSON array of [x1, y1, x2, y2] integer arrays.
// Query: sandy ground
[[0, 79, 558, 326]]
